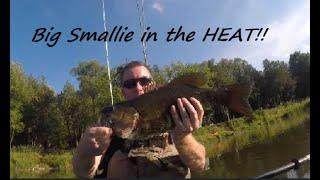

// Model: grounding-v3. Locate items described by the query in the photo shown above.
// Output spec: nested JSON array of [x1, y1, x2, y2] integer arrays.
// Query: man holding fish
[[72, 61, 207, 179], [72, 60, 252, 178]]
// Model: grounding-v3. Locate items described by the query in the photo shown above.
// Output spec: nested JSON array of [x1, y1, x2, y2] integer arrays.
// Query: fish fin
[[226, 84, 253, 119], [169, 72, 207, 87], [143, 81, 163, 93]]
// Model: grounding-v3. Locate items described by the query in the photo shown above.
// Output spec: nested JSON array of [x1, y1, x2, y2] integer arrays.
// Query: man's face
[[121, 65, 152, 100]]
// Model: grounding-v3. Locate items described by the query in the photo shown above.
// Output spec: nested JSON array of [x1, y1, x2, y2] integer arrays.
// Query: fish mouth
[[113, 121, 139, 139], [109, 109, 140, 139], [118, 127, 138, 139], [122, 116, 139, 139]]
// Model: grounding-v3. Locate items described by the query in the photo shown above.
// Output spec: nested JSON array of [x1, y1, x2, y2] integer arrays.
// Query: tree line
[[10, 51, 310, 150]]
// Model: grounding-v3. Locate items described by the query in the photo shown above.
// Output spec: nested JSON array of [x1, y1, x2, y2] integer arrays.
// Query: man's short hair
[[119, 60, 152, 83]]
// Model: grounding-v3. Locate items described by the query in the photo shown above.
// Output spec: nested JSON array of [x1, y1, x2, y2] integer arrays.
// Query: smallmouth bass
[[100, 72, 253, 140]]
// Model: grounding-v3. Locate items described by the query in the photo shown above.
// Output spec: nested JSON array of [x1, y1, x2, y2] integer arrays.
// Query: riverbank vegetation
[[193, 98, 310, 157], [10, 146, 74, 178]]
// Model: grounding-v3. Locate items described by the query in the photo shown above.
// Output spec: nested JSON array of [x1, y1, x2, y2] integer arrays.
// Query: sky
[[11, 0, 310, 94]]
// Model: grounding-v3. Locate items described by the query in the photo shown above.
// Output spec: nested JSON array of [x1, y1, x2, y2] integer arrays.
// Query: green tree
[[21, 76, 59, 148], [289, 51, 310, 98], [10, 62, 33, 149], [151, 64, 166, 85], [162, 60, 213, 86], [58, 81, 91, 147], [249, 70, 264, 109], [261, 59, 296, 107], [209, 58, 258, 87]]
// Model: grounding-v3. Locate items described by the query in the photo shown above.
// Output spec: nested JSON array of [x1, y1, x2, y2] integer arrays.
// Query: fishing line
[[101, 0, 114, 106], [136, 0, 148, 65]]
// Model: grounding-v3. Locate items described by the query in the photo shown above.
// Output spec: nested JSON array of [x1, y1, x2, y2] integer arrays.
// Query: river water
[[194, 120, 310, 178]]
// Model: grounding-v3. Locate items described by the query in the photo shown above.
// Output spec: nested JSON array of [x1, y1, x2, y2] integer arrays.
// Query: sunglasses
[[122, 77, 153, 89]]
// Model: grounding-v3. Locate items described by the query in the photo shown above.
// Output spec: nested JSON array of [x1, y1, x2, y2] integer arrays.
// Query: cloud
[[265, 3, 310, 58], [218, 1, 310, 70], [152, 2, 164, 13]]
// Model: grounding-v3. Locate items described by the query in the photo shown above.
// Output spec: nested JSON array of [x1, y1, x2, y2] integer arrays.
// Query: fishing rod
[[254, 154, 310, 179], [136, 0, 148, 65], [101, 0, 114, 106]]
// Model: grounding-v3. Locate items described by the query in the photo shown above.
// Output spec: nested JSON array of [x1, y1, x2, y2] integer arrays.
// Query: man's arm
[[172, 132, 206, 171], [170, 97, 206, 172], [72, 127, 113, 178], [72, 151, 102, 178]]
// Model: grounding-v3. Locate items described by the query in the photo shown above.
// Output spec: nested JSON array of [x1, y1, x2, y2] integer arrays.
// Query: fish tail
[[225, 84, 253, 119]]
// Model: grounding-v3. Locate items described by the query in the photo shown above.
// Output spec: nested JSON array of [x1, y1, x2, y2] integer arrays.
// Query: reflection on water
[[286, 168, 310, 179], [195, 120, 310, 178]]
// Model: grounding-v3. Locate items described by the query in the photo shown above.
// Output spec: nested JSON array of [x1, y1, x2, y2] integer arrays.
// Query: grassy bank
[[10, 146, 75, 178], [10, 99, 309, 178], [193, 98, 310, 157]]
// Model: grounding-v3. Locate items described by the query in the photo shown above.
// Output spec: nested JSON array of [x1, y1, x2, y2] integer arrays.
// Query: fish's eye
[[105, 119, 114, 127]]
